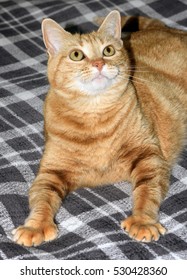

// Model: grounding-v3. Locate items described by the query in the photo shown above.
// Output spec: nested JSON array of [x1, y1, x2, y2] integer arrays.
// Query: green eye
[[69, 50, 85, 61], [103, 45, 115, 57]]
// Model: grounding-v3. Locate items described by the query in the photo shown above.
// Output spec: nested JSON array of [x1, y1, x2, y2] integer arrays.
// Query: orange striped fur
[[13, 11, 187, 246]]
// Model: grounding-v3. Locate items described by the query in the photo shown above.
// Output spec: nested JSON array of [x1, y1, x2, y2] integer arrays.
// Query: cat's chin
[[76, 76, 114, 96]]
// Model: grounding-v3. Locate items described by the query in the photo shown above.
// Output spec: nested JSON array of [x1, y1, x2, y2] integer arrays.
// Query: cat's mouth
[[91, 68, 119, 82], [92, 73, 108, 82], [75, 69, 119, 95]]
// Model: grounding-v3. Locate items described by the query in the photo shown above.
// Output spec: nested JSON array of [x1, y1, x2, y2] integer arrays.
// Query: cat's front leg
[[121, 152, 169, 242], [12, 170, 70, 246]]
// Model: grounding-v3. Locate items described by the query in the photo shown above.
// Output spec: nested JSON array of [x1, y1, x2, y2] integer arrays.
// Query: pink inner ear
[[98, 11, 121, 40], [43, 29, 63, 55], [42, 19, 66, 56], [43, 31, 55, 55]]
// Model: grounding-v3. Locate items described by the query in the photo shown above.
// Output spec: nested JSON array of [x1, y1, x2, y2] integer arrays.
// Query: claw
[[121, 215, 166, 243]]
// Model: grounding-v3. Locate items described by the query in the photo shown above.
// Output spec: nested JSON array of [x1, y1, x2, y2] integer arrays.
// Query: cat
[[12, 11, 187, 246]]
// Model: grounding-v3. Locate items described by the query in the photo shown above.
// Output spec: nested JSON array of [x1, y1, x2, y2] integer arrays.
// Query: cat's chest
[[52, 121, 123, 172], [83, 139, 117, 170], [63, 133, 133, 185]]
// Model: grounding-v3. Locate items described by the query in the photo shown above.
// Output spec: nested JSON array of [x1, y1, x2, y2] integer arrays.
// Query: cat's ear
[[98, 10, 121, 40], [42, 18, 71, 56]]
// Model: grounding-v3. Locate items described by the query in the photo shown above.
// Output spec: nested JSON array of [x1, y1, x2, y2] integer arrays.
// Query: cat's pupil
[[106, 47, 111, 53], [75, 51, 79, 57]]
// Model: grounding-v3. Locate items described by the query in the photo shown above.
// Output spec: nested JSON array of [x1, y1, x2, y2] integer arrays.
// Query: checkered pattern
[[0, 0, 187, 260]]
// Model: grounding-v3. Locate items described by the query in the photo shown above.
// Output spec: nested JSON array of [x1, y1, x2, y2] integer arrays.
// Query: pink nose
[[92, 59, 105, 71]]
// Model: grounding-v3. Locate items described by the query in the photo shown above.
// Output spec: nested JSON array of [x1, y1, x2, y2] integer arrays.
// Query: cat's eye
[[103, 45, 115, 57], [69, 50, 85, 61]]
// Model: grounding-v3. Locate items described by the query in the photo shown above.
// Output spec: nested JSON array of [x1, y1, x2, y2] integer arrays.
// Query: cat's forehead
[[72, 32, 110, 58]]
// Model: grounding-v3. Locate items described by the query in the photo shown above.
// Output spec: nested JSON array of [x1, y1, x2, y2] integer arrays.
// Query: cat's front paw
[[121, 215, 166, 242], [12, 222, 58, 247]]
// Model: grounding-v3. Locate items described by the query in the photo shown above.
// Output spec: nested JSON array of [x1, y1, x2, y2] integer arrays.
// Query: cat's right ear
[[42, 18, 71, 56]]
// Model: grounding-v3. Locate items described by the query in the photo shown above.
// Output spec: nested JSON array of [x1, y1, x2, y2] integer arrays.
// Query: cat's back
[[126, 28, 187, 107], [128, 28, 187, 75], [125, 28, 187, 162]]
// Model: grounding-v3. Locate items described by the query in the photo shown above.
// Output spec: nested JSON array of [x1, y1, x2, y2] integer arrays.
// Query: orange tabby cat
[[12, 11, 187, 246]]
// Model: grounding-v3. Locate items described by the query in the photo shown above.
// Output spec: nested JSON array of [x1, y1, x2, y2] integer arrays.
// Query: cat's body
[[13, 11, 187, 246]]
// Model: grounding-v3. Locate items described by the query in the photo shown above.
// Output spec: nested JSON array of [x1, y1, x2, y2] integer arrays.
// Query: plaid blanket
[[0, 0, 187, 260]]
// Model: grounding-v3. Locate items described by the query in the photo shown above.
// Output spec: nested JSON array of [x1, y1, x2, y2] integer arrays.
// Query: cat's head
[[42, 11, 129, 97]]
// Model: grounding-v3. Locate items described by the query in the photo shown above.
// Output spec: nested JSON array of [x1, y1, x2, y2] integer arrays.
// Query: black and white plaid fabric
[[0, 0, 187, 260]]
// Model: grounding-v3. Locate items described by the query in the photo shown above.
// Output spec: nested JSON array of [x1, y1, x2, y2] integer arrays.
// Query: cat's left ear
[[98, 10, 122, 41], [42, 18, 71, 56]]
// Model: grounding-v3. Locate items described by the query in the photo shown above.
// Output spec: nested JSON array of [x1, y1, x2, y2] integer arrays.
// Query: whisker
[[132, 76, 160, 85], [126, 70, 153, 73], [118, 73, 160, 86], [118, 75, 144, 86], [126, 66, 154, 73]]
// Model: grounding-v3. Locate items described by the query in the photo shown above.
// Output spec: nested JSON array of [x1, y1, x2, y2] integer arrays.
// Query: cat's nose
[[92, 59, 105, 71]]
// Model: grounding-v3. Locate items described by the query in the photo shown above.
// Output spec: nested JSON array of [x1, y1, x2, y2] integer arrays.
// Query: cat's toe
[[13, 226, 41, 246], [121, 215, 166, 242], [12, 223, 58, 247]]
